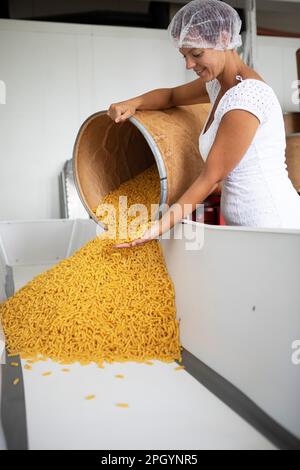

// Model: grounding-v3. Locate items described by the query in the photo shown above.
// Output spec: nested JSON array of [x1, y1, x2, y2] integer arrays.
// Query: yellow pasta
[[42, 372, 52, 377], [13, 378, 20, 385], [10, 362, 19, 367], [116, 403, 129, 408], [0, 166, 182, 365], [24, 364, 32, 370], [85, 395, 96, 400], [115, 374, 125, 379]]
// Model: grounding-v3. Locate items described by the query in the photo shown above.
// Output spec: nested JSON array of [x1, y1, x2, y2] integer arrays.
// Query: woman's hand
[[113, 221, 161, 249], [107, 100, 137, 123]]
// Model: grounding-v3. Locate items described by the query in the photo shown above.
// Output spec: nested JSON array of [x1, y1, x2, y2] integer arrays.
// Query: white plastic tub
[[1, 218, 299, 449], [161, 221, 300, 441]]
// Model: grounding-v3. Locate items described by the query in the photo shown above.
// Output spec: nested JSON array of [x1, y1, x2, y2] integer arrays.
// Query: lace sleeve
[[216, 80, 276, 125]]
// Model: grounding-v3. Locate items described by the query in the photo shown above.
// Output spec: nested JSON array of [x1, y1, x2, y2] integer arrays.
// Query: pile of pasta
[[0, 166, 182, 365]]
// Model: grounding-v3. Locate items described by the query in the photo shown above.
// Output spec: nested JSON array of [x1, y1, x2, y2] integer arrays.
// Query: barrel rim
[[72, 110, 168, 229], [72, 110, 107, 229]]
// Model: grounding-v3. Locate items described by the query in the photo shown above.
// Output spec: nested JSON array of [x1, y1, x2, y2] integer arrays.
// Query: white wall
[[0, 19, 185, 221], [256, 35, 300, 111], [0, 19, 299, 221]]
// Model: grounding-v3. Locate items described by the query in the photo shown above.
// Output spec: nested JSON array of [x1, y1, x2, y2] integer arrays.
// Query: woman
[[108, 0, 300, 248]]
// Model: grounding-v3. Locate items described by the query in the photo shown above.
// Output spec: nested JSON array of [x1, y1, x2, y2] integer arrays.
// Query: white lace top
[[199, 75, 300, 229]]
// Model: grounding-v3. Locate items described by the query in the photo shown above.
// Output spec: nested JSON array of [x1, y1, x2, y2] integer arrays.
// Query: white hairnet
[[168, 0, 242, 51]]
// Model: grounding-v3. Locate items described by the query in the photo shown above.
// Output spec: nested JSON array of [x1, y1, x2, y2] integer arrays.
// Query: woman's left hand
[[113, 222, 160, 249]]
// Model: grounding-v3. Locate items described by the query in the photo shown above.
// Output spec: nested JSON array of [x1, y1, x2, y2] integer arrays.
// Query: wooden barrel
[[72, 104, 211, 227], [283, 112, 300, 135]]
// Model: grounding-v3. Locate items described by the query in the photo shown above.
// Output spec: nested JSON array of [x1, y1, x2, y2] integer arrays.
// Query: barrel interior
[[74, 113, 159, 215]]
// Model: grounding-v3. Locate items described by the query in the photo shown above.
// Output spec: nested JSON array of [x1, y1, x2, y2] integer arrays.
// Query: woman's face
[[179, 47, 225, 82]]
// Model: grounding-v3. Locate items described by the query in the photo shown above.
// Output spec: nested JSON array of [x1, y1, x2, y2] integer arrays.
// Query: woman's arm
[[108, 78, 209, 123], [113, 109, 260, 248]]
